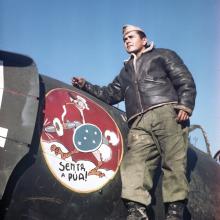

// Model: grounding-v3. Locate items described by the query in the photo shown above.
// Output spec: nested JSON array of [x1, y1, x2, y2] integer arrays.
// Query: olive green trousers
[[120, 104, 189, 206]]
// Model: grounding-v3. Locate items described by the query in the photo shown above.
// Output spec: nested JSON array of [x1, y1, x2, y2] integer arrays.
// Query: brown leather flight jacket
[[82, 48, 197, 122]]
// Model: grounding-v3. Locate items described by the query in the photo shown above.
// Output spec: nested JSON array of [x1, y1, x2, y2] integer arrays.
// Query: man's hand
[[176, 109, 189, 122], [72, 77, 85, 88]]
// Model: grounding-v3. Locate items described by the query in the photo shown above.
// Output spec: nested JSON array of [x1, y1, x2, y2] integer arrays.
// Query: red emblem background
[[41, 88, 123, 172]]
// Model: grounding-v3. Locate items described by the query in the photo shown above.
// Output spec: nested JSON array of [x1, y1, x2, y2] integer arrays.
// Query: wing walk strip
[[0, 61, 8, 148]]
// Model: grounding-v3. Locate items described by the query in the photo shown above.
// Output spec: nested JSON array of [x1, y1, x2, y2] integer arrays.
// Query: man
[[72, 25, 196, 220]]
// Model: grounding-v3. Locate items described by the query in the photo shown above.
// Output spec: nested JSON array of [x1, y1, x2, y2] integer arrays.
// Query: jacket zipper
[[133, 57, 144, 112]]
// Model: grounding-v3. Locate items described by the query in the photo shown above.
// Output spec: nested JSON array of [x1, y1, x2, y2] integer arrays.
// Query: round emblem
[[40, 88, 123, 193], [73, 124, 102, 152]]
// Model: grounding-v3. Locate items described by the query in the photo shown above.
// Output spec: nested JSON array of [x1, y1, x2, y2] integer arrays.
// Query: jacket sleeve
[[81, 75, 124, 105], [164, 49, 197, 115]]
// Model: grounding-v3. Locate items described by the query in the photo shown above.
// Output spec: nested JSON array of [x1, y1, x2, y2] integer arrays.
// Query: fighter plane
[[0, 50, 220, 220]]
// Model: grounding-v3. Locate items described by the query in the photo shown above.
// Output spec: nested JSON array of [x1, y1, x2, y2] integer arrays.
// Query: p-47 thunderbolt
[[0, 50, 220, 220]]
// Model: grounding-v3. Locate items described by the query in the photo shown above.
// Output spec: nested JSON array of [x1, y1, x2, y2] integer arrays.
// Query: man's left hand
[[176, 110, 189, 122]]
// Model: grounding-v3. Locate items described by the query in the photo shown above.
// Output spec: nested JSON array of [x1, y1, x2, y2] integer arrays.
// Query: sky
[[0, 0, 219, 156]]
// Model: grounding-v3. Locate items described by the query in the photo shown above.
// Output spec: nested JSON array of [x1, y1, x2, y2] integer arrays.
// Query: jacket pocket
[[143, 76, 166, 85]]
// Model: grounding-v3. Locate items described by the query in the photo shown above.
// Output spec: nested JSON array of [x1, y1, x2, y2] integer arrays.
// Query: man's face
[[123, 31, 147, 55]]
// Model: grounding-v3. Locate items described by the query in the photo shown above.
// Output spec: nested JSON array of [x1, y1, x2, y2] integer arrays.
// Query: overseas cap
[[122, 24, 145, 37]]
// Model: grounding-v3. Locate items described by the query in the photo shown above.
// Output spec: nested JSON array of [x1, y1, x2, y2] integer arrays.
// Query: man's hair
[[136, 30, 146, 39], [136, 30, 148, 47]]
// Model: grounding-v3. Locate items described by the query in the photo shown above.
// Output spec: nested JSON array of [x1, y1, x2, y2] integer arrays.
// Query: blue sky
[[1, 0, 219, 155]]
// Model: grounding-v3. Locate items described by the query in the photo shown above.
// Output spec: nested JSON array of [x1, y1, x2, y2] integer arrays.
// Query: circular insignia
[[73, 124, 102, 152], [40, 88, 123, 193]]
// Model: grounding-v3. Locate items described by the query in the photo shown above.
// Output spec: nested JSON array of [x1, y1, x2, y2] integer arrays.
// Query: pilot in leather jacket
[[72, 24, 197, 220]]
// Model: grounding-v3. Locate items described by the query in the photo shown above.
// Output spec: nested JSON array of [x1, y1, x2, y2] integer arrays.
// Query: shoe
[[126, 201, 148, 220], [165, 201, 185, 220]]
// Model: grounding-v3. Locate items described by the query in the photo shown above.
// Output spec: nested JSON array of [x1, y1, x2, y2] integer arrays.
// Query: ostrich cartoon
[[69, 94, 119, 177], [44, 92, 119, 178]]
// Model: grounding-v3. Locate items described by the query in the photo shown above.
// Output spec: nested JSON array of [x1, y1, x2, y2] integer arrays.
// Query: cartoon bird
[[70, 94, 119, 177], [73, 123, 116, 177], [43, 93, 119, 177]]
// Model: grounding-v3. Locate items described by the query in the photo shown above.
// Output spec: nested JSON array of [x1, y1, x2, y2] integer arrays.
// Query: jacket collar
[[124, 41, 154, 64]]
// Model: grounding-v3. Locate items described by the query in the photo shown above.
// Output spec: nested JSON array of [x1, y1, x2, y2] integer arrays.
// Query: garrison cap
[[122, 24, 145, 37]]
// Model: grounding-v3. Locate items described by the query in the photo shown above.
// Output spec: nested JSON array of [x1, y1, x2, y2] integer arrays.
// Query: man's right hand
[[72, 77, 86, 88]]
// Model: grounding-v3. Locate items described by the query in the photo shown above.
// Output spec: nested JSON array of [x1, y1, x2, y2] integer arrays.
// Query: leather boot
[[126, 201, 148, 220], [165, 201, 185, 220]]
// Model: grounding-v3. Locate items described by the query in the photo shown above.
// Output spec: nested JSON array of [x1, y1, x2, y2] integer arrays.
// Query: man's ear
[[142, 37, 147, 46]]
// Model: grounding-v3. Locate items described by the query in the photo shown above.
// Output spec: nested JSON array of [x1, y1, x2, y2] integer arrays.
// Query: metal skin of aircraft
[[0, 50, 220, 220]]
